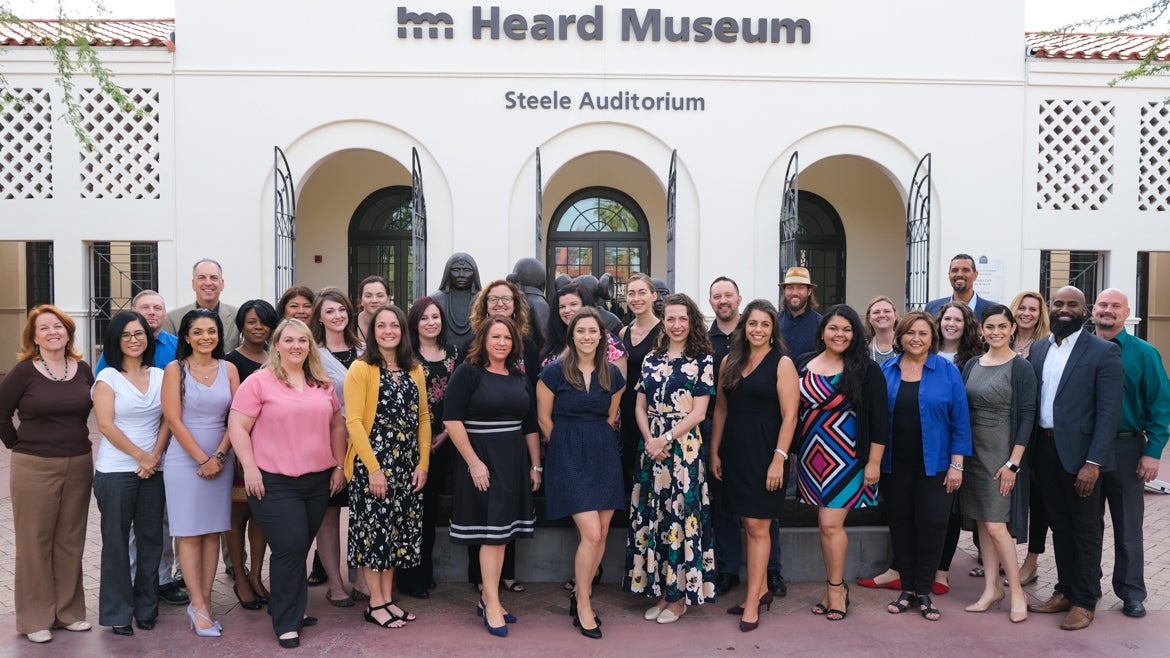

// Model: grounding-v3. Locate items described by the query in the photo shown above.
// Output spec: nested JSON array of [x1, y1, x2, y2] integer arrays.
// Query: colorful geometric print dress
[[348, 368, 423, 571], [623, 351, 718, 605], [796, 370, 878, 509]]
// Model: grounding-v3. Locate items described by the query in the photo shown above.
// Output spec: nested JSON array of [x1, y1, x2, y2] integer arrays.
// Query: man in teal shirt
[[1092, 289, 1170, 619]]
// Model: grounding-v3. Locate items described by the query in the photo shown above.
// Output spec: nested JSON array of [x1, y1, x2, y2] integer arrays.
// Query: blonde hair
[[1010, 291, 1051, 341], [265, 319, 331, 388]]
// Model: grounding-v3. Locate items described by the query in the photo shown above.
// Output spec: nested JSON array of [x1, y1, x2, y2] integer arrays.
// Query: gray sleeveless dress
[[961, 361, 1013, 522]]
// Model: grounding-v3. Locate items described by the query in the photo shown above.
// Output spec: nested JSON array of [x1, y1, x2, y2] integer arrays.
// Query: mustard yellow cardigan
[[342, 360, 431, 481]]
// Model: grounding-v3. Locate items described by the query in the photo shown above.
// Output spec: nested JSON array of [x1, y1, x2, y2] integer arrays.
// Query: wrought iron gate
[[535, 148, 543, 259], [778, 152, 800, 281], [274, 146, 297, 299], [88, 242, 158, 362], [905, 153, 932, 311], [665, 150, 677, 291], [411, 147, 428, 302]]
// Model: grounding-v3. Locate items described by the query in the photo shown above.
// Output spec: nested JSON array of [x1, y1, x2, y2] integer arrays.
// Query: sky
[[2, 0, 1164, 32]]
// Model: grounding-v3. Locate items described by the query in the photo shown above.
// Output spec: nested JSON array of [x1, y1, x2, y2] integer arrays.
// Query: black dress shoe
[[278, 635, 300, 649], [768, 570, 788, 598], [158, 583, 190, 605], [302, 616, 318, 628], [112, 625, 134, 636], [403, 587, 430, 599], [136, 618, 156, 631], [715, 573, 741, 596], [1122, 600, 1147, 618]]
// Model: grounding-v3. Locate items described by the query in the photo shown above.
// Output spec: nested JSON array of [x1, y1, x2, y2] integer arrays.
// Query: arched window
[[546, 187, 650, 313], [796, 191, 847, 306], [348, 186, 413, 306]]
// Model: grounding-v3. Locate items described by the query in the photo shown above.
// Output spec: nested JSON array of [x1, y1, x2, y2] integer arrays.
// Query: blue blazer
[[881, 352, 973, 475], [1027, 333, 1123, 473]]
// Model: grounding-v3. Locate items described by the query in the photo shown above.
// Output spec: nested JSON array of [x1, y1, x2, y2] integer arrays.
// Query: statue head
[[596, 273, 614, 302], [509, 257, 546, 291], [576, 274, 600, 305], [439, 252, 481, 293], [554, 273, 572, 291], [652, 278, 670, 300]]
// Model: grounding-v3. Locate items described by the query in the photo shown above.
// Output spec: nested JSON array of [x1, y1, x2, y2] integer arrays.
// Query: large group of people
[[0, 252, 1166, 647]]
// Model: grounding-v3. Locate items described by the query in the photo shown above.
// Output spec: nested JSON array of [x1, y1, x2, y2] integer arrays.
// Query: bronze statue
[[431, 252, 482, 349], [574, 274, 622, 333], [507, 257, 550, 333]]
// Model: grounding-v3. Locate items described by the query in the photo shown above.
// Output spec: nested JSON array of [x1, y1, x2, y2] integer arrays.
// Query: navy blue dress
[[539, 361, 626, 519]]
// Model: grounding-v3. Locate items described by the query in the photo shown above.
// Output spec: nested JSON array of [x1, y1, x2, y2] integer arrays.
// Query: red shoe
[[932, 581, 950, 595], [858, 577, 902, 591]]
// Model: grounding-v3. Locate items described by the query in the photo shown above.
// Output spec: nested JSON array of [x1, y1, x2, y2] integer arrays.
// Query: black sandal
[[825, 581, 850, 621], [887, 591, 917, 614], [918, 594, 941, 621], [387, 600, 417, 622], [364, 603, 405, 629], [502, 580, 526, 593]]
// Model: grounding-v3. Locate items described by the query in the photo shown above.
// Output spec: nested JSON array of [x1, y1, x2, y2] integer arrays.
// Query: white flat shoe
[[60, 621, 92, 632], [644, 605, 664, 620], [656, 604, 688, 624], [27, 630, 52, 643]]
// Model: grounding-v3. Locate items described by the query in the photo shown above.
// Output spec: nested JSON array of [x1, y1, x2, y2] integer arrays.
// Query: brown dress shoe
[[1028, 592, 1071, 614], [1060, 606, 1094, 630]]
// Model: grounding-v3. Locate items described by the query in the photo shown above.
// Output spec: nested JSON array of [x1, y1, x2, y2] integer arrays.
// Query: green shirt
[[1110, 330, 1170, 459]]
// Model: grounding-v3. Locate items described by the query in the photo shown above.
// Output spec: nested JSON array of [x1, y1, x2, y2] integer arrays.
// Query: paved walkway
[[2, 424, 1169, 656]]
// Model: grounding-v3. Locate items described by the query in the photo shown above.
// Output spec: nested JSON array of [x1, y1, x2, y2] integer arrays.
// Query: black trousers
[[1033, 435, 1104, 610], [1101, 436, 1146, 602], [249, 469, 330, 636], [882, 468, 952, 596], [93, 470, 165, 627], [1028, 473, 1050, 554]]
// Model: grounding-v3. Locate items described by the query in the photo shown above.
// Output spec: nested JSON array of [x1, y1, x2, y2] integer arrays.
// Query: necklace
[[870, 342, 894, 359], [39, 355, 69, 381], [187, 359, 215, 380]]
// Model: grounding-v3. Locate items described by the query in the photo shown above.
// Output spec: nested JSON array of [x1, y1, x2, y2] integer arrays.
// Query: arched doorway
[[348, 185, 413, 305], [797, 190, 847, 306], [546, 186, 650, 311]]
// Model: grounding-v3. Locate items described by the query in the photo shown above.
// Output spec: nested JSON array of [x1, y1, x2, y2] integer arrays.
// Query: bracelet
[[199, 456, 212, 466], [334, 466, 343, 471], [774, 448, 788, 459], [949, 462, 964, 472], [531, 466, 543, 473]]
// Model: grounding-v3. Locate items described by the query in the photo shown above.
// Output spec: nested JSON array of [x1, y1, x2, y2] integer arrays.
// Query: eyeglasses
[[487, 295, 514, 305], [121, 331, 148, 341]]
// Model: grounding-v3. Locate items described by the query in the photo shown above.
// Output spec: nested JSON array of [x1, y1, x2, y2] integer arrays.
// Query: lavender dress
[[164, 360, 234, 536]]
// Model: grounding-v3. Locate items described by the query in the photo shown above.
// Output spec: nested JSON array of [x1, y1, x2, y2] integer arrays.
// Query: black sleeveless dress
[[718, 347, 785, 519], [618, 322, 663, 482]]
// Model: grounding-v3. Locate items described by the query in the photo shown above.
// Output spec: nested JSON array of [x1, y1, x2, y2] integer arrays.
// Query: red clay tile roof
[[0, 18, 173, 48], [1027, 32, 1170, 61]]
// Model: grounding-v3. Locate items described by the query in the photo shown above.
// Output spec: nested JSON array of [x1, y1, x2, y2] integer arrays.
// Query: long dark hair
[[720, 299, 785, 392], [543, 282, 595, 361], [653, 294, 712, 359], [103, 311, 156, 372], [175, 308, 225, 406], [811, 305, 870, 408], [407, 296, 449, 350], [310, 288, 360, 348], [361, 305, 417, 371], [466, 316, 523, 374], [562, 308, 613, 392], [936, 301, 982, 368]]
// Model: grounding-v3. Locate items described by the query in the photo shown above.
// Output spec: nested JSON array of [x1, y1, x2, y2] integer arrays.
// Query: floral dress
[[623, 351, 717, 605], [348, 368, 423, 571]]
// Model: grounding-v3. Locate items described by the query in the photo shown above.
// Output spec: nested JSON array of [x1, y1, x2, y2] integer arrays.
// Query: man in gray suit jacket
[[1025, 286, 1123, 631], [163, 258, 240, 350]]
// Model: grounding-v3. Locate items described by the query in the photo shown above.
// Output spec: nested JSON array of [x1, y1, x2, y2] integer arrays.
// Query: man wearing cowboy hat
[[779, 266, 822, 360]]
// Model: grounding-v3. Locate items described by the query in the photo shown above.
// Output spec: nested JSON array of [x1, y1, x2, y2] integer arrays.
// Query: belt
[[1117, 431, 1146, 440], [1040, 428, 1055, 439]]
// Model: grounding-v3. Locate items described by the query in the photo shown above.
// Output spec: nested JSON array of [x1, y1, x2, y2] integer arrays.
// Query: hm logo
[[397, 7, 454, 39]]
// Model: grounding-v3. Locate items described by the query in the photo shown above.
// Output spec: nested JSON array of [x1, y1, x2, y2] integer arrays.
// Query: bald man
[[1091, 288, 1170, 619]]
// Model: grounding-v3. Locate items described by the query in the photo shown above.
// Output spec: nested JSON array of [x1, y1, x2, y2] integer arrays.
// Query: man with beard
[[1026, 286, 1122, 631], [924, 254, 996, 318], [778, 267, 822, 360], [1091, 288, 1170, 619]]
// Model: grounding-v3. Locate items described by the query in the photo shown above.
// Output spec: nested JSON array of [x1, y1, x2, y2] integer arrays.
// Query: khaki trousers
[[10, 451, 93, 633]]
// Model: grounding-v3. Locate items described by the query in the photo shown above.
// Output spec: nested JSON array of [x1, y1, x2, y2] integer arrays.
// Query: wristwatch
[[212, 451, 227, 464], [531, 466, 543, 473], [1005, 460, 1020, 473]]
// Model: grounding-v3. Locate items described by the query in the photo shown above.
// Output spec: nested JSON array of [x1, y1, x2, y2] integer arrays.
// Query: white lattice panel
[[78, 88, 160, 199], [1140, 102, 1170, 212], [1036, 100, 1114, 210], [1, 88, 54, 199]]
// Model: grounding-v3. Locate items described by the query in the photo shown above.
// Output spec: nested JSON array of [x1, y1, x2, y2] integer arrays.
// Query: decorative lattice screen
[[1139, 101, 1170, 212], [1, 88, 54, 200], [1036, 100, 1114, 211], [78, 88, 160, 199]]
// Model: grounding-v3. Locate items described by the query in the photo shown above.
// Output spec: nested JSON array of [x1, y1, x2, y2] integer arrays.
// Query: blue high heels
[[477, 599, 517, 623], [187, 604, 222, 637]]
